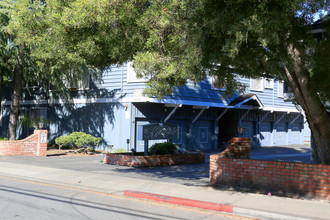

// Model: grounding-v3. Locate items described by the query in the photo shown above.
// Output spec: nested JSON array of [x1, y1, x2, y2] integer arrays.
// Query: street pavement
[[0, 176, 234, 220], [0, 145, 328, 220]]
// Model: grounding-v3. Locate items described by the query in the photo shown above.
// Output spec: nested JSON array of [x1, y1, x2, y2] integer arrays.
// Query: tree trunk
[[8, 54, 24, 140], [284, 46, 330, 165]]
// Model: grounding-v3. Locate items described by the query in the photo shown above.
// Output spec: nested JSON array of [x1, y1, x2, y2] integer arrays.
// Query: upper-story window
[[211, 76, 226, 90], [49, 75, 90, 91], [250, 77, 263, 91], [264, 78, 274, 89], [127, 62, 146, 83], [278, 80, 284, 97], [65, 78, 89, 90]]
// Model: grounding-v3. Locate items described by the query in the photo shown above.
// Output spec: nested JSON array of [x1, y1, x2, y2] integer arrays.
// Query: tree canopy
[[7, 0, 329, 97], [1, 0, 330, 163], [0, 0, 101, 139]]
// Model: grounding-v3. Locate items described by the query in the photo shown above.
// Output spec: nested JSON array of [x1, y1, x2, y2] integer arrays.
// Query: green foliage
[[0, 0, 101, 140], [0, 137, 7, 141], [111, 148, 127, 153], [2, 0, 330, 162], [149, 142, 177, 155], [55, 132, 102, 151], [8, 0, 329, 99]]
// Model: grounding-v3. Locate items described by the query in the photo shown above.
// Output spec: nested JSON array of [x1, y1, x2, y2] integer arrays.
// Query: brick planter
[[0, 130, 48, 156], [103, 152, 205, 167], [210, 157, 330, 200]]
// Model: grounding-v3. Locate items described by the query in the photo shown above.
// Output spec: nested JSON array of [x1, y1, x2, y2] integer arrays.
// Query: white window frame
[[278, 80, 284, 98], [127, 62, 146, 83], [250, 77, 264, 91], [30, 107, 48, 120], [49, 75, 90, 91], [264, 78, 274, 89], [65, 79, 90, 90]]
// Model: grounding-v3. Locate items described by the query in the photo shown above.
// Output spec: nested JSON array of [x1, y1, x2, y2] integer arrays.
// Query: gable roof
[[228, 94, 263, 109]]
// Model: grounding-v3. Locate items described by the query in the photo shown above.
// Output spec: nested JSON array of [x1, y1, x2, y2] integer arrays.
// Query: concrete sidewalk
[[0, 156, 328, 219]]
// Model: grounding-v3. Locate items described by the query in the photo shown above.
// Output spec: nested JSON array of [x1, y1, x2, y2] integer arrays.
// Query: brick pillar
[[34, 130, 48, 156], [229, 137, 251, 159], [216, 137, 251, 159]]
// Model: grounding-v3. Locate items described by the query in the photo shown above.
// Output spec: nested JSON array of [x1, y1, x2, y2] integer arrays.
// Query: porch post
[[144, 140, 148, 156]]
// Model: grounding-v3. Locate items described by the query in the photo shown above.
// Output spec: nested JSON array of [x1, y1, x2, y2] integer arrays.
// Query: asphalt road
[[0, 176, 238, 220]]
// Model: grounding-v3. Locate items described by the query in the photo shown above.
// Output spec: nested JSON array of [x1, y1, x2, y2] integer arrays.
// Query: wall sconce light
[[238, 127, 245, 136], [38, 122, 44, 129], [125, 104, 129, 111], [126, 139, 130, 152]]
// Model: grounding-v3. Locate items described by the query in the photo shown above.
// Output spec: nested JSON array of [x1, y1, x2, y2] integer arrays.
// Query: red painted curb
[[124, 190, 234, 213]]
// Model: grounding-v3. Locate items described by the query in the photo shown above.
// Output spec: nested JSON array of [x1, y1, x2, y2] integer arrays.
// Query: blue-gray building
[[0, 63, 309, 151]]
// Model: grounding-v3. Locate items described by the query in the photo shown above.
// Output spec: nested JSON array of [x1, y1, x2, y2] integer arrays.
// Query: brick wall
[[210, 156, 330, 200], [219, 137, 251, 159], [0, 130, 48, 156], [103, 152, 205, 167]]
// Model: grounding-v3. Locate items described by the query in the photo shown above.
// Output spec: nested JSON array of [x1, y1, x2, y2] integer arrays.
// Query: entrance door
[[135, 120, 155, 152], [193, 120, 213, 151]]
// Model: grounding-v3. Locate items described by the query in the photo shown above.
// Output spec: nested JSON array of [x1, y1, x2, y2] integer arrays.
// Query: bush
[[55, 132, 102, 152], [0, 137, 7, 141], [149, 142, 177, 155]]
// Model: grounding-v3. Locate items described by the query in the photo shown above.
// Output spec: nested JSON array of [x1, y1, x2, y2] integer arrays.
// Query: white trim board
[[263, 107, 299, 113]]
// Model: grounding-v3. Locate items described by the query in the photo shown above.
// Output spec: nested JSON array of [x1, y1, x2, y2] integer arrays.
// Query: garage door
[[259, 122, 272, 146], [289, 123, 302, 144], [274, 123, 287, 145]]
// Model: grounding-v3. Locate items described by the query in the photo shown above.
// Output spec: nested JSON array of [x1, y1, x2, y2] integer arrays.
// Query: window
[[64, 76, 90, 90], [211, 76, 226, 90], [278, 80, 284, 97], [127, 62, 146, 83], [30, 108, 47, 121], [250, 78, 263, 91], [264, 78, 274, 89], [49, 75, 90, 91]]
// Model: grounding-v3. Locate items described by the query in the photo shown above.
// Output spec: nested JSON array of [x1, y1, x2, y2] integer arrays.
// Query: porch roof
[[122, 94, 263, 110], [228, 94, 264, 109]]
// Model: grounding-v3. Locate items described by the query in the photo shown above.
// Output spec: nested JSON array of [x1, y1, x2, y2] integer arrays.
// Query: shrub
[[149, 142, 177, 155], [55, 132, 102, 152], [0, 137, 7, 141]]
